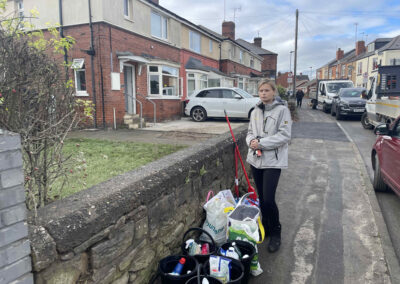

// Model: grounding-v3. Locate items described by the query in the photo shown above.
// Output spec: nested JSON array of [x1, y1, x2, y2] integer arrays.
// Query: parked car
[[371, 116, 400, 196], [184, 87, 260, 122], [330, 87, 366, 120]]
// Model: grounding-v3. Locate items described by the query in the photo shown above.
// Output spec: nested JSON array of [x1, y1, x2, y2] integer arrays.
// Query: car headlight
[[339, 101, 349, 107]]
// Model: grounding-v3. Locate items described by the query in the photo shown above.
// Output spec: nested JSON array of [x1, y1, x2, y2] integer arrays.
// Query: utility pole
[[289, 51, 294, 73], [292, 9, 298, 98]]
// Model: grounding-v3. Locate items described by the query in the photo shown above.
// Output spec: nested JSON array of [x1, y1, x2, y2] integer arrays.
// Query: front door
[[123, 65, 136, 114]]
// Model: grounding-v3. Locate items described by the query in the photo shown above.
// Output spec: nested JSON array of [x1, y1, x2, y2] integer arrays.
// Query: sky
[[161, 0, 400, 79]]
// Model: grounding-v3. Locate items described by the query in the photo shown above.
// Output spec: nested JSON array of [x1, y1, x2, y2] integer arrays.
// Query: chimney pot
[[222, 21, 235, 40], [254, 37, 262, 47]]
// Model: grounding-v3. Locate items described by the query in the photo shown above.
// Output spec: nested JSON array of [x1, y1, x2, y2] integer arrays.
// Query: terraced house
[[317, 36, 400, 90], [5, 0, 275, 128]]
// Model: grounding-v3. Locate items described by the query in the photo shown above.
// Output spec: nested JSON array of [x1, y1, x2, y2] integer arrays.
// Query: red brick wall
[[260, 54, 277, 77], [58, 22, 182, 127], [220, 60, 262, 77], [180, 49, 219, 98], [276, 72, 290, 88]]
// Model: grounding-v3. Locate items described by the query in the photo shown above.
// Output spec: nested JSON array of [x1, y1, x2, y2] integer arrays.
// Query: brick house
[[5, 0, 269, 128]]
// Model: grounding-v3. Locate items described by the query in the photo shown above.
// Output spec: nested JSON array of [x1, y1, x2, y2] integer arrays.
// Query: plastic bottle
[[231, 242, 242, 259], [169, 257, 186, 276], [226, 247, 239, 260], [201, 243, 209, 255]]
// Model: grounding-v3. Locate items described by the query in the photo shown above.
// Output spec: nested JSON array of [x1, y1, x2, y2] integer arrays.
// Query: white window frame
[[341, 65, 345, 77], [357, 62, 362, 75], [72, 58, 88, 97], [123, 0, 133, 20], [151, 11, 168, 40], [148, 65, 179, 98], [189, 30, 201, 53], [372, 58, 378, 70], [209, 40, 213, 53], [16, 0, 24, 18], [186, 71, 208, 97], [250, 57, 254, 68], [230, 47, 235, 59], [239, 50, 243, 63]]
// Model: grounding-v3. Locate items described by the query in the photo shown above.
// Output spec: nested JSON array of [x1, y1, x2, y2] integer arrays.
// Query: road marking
[[336, 121, 354, 143], [291, 219, 316, 284]]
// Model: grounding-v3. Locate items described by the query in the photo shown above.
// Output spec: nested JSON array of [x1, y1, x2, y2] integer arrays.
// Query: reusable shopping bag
[[201, 189, 236, 246]]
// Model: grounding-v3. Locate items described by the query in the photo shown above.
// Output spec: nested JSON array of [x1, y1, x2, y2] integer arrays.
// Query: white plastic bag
[[201, 190, 235, 245]]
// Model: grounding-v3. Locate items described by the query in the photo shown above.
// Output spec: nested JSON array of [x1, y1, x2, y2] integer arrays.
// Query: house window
[[149, 65, 179, 96], [238, 78, 244, 89], [186, 72, 208, 96], [357, 62, 362, 75], [250, 57, 254, 68], [372, 58, 378, 70], [230, 47, 235, 59], [208, 78, 220, 87], [328, 69, 332, 79], [390, 58, 400, 65], [341, 65, 345, 77], [348, 65, 352, 77], [239, 50, 243, 63], [189, 31, 201, 53], [209, 40, 213, 53], [16, 0, 23, 19], [151, 11, 167, 40], [123, 0, 132, 19], [72, 59, 87, 96]]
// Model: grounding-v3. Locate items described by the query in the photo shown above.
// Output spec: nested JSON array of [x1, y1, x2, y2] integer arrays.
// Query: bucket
[[185, 275, 223, 284], [218, 240, 256, 284], [159, 255, 198, 284], [181, 227, 217, 264], [203, 258, 244, 284]]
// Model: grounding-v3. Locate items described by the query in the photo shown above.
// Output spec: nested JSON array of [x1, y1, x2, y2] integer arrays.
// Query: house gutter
[[88, 0, 97, 128], [58, 0, 68, 80]]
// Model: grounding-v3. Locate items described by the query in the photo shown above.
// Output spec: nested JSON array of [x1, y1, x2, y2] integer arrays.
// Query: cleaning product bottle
[[226, 247, 239, 260], [231, 242, 242, 259], [169, 257, 186, 276]]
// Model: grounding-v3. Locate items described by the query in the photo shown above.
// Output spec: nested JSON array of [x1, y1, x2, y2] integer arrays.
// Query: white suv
[[184, 87, 260, 122]]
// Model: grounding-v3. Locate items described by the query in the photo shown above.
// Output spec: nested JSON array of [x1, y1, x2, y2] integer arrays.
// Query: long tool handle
[[224, 110, 257, 200]]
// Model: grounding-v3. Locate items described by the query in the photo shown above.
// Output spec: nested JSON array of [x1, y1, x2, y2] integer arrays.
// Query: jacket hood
[[256, 98, 284, 111]]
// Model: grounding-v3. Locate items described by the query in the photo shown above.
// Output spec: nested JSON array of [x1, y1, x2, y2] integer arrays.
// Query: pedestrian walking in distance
[[246, 80, 292, 253], [295, 89, 305, 108]]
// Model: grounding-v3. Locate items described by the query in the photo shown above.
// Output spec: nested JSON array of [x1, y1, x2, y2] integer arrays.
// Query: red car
[[372, 116, 400, 195]]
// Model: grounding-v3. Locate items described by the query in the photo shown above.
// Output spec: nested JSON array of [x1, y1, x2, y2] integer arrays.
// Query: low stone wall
[[0, 130, 33, 284], [29, 125, 249, 283]]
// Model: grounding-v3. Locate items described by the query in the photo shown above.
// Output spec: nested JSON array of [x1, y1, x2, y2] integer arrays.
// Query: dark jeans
[[251, 166, 281, 232], [297, 98, 302, 107]]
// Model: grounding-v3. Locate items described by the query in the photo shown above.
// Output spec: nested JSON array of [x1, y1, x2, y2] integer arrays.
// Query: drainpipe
[[58, 0, 68, 81], [88, 0, 97, 128]]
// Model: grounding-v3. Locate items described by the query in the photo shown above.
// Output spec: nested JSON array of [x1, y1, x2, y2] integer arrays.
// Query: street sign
[[287, 72, 293, 83]]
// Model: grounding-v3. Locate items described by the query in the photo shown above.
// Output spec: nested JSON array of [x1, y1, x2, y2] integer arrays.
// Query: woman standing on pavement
[[246, 80, 292, 253]]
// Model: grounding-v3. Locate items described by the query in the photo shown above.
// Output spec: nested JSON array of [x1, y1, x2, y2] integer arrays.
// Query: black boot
[[268, 225, 281, 253]]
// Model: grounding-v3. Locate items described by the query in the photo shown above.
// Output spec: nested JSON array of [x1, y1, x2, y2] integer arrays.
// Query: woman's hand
[[250, 139, 259, 150]]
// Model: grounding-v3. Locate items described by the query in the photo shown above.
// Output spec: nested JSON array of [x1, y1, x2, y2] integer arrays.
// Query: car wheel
[[191, 106, 207, 122], [373, 155, 388, 192], [336, 108, 342, 120], [323, 103, 329, 113], [361, 112, 373, 129], [331, 105, 336, 116]]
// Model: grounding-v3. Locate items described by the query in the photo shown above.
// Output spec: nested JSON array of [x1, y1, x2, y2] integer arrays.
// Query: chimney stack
[[336, 48, 344, 60], [253, 37, 262, 47], [222, 21, 235, 40], [150, 0, 159, 4], [355, 41, 366, 56]]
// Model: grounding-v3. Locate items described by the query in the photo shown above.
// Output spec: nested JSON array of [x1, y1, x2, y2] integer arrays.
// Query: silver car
[[184, 87, 260, 122]]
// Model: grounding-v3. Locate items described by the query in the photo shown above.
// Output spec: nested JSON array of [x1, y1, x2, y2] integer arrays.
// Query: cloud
[[161, 0, 400, 77]]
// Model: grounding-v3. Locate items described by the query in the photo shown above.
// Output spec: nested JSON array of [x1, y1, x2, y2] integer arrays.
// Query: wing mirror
[[374, 123, 390, 136], [333, 95, 339, 99], [234, 94, 242, 99]]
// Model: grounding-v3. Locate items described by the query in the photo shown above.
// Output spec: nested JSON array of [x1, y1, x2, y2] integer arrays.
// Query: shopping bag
[[201, 189, 236, 246], [227, 193, 264, 276]]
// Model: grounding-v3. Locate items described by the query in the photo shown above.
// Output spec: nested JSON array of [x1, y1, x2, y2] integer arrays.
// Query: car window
[[341, 90, 362, 98], [222, 89, 235, 99], [196, 90, 220, 98], [234, 88, 253, 98], [327, 82, 353, 93]]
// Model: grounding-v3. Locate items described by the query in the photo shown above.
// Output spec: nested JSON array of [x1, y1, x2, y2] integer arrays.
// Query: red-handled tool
[[224, 110, 257, 201]]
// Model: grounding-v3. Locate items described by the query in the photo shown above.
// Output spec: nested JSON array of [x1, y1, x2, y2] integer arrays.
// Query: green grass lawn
[[50, 138, 186, 199]]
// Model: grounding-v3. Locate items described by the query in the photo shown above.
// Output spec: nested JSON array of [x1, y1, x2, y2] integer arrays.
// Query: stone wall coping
[[30, 125, 248, 253]]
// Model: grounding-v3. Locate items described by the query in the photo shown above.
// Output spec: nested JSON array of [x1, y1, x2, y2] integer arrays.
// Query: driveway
[[68, 117, 248, 146]]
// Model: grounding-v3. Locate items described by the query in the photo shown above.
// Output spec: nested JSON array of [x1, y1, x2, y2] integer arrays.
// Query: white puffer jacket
[[246, 100, 292, 169]]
